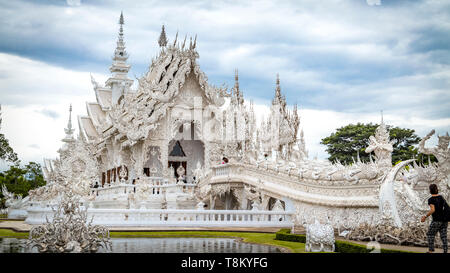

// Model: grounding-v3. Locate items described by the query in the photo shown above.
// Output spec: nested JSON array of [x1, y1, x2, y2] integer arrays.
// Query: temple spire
[[234, 69, 240, 97], [158, 25, 168, 47], [63, 104, 75, 143], [67, 104, 72, 132], [109, 11, 130, 75], [272, 73, 283, 105], [276, 73, 281, 97], [107, 12, 132, 105]]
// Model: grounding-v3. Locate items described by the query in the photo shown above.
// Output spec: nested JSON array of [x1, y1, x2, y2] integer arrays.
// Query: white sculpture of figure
[[192, 161, 202, 184], [305, 219, 335, 252], [365, 116, 395, 169], [251, 200, 260, 211], [196, 201, 205, 210], [176, 164, 186, 185], [119, 165, 127, 184]]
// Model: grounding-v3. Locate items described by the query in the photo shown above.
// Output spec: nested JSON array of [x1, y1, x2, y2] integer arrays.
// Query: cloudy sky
[[0, 0, 449, 169]]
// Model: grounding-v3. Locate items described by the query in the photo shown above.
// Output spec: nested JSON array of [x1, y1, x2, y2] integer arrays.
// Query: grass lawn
[[0, 229, 28, 238], [0, 228, 307, 253]]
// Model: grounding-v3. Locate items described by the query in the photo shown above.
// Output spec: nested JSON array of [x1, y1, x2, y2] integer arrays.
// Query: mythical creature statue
[[305, 219, 335, 252], [1, 185, 29, 210], [1, 185, 29, 219], [418, 129, 450, 199], [419, 130, 450, 172]]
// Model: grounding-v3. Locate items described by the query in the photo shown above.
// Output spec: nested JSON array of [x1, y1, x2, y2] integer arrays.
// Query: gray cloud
[[0, 0, 448, 127], [28, 143, 39, 149], [36, 108, 60, 120]]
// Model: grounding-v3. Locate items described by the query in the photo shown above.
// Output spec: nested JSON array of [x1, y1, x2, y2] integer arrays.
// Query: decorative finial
[[380, 110, 384, 124], [275, 73, 281, 98], [193, 34, 197, 49], [233, 69, 241, 99], [90, 73, 98, 89], [119, 11, 124, 25], [68, 104, 72, 131], [118, 11, 124, 39], [63, 104, 75, 143], [158, 25, 168, 47], [235, 68, 239, 88]]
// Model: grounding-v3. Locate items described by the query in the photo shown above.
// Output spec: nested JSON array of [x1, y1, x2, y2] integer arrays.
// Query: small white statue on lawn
[[305, 219, 335, 252]]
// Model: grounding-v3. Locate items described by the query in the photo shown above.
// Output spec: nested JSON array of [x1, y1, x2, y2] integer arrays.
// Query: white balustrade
[[25, 207, 294, 227], [214, 165, 230, 176]]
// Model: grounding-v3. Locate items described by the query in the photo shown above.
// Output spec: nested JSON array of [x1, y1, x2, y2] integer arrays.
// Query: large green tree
[[320, 123, 435, 165], [0, 163, 46, 210], [0, 162, 46, 207]]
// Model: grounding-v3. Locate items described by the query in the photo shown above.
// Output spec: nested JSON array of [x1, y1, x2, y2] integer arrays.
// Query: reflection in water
[[0, 237, 281, 253]]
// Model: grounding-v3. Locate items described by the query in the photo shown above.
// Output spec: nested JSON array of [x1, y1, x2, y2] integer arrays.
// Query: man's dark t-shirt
[[428, 195, 446, 222]]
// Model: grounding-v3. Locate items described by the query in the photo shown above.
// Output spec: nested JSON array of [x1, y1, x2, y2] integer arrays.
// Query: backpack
[[443, 198, 450, 222]]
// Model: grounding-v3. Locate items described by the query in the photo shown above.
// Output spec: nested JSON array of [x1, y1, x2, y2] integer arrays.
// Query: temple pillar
[[160, 140, 169, 178]]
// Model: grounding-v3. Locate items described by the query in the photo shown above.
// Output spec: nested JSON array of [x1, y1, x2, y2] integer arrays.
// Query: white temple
[[7, 13, 448, 237]]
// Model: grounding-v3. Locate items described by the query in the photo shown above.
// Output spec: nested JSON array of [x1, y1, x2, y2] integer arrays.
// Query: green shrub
[[335, 240, 370, 253], [275, 229, 306, 243]]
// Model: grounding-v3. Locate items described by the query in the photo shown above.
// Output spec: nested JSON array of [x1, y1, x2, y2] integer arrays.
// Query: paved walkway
[[1, 220, 447, 253]]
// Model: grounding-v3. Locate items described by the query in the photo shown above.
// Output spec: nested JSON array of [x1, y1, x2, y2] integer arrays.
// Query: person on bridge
[[421, 184, 448, 253]]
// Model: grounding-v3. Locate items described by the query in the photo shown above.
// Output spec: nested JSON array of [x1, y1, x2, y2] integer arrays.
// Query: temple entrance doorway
[[168, 161, 187, 181], [168, 139, 205, 183]]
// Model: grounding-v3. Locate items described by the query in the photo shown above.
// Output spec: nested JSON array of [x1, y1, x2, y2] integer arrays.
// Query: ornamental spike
[[173, 31, 178, 47], [181, 35, 187, 50]]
